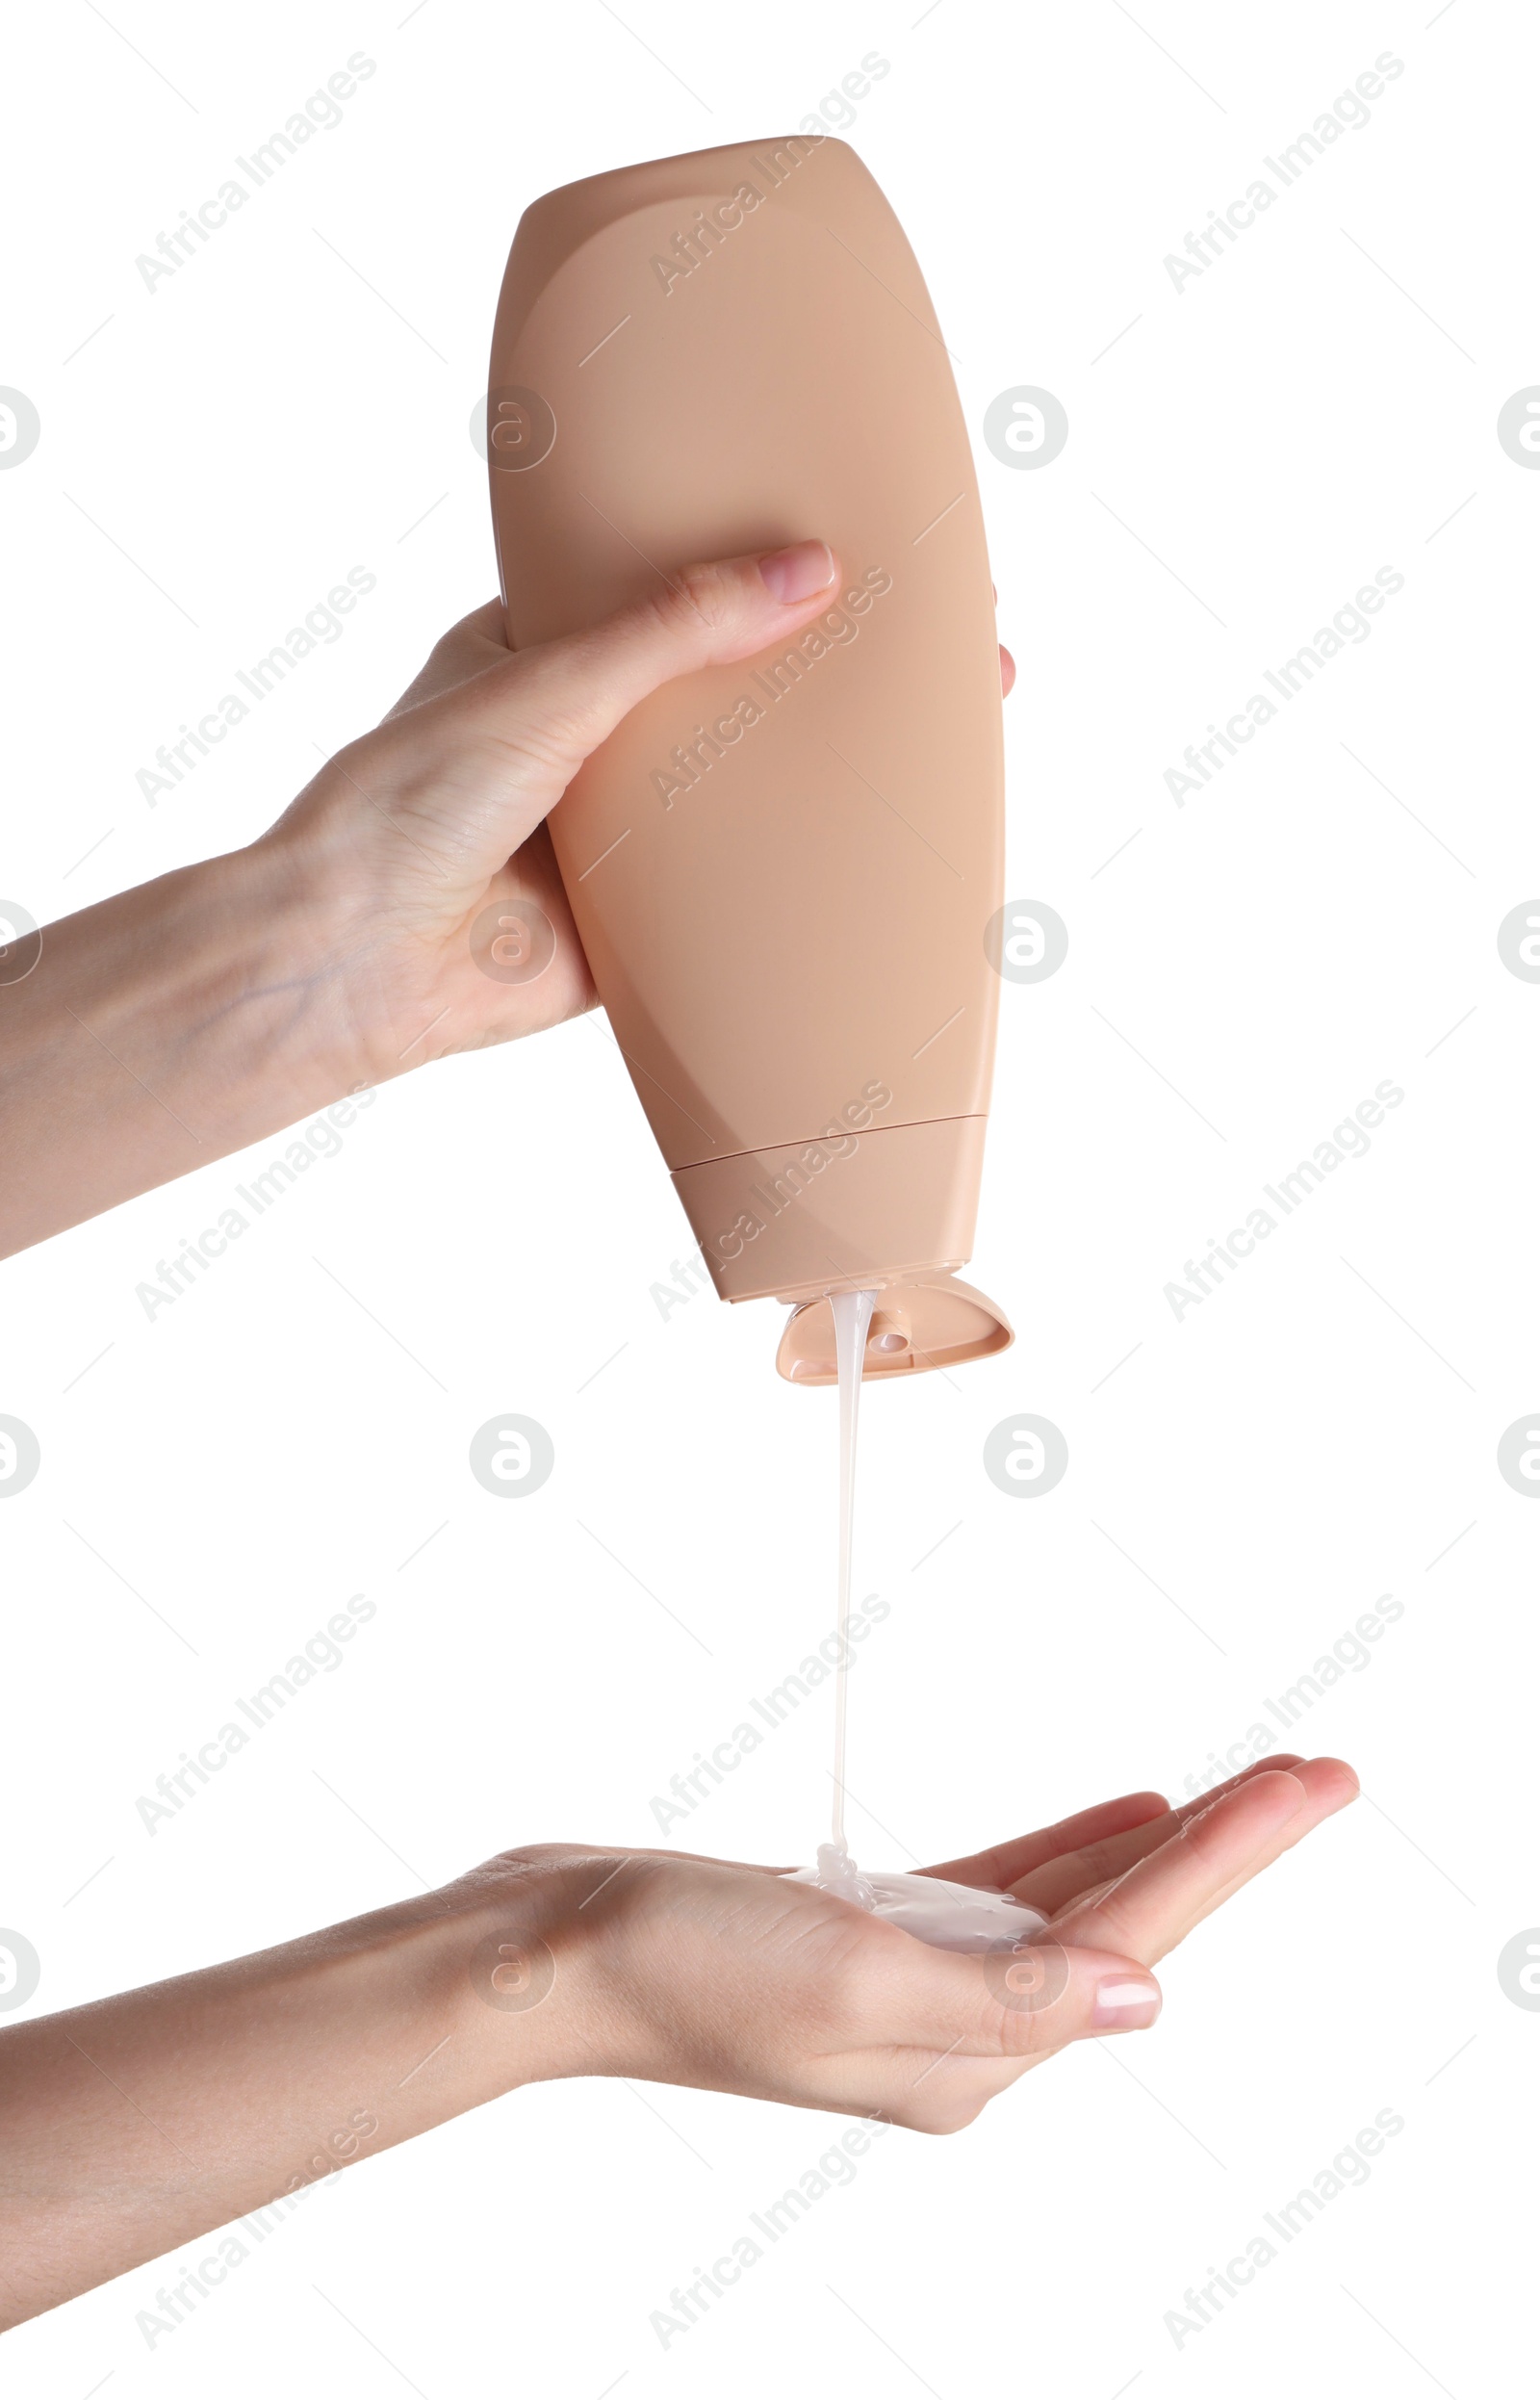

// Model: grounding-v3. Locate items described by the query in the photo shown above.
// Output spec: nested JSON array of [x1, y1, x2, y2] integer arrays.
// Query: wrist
[[203, 827, 385, 1112], [428, 1848, 637, 2099]]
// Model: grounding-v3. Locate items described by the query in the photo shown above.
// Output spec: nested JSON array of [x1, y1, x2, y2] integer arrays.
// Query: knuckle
[[1178, 1799, 1231, 1862], [476, 654, 595, 772], [1074, 1838, 1120, 1886], [659, 558, 736, 637], [994, 1999, 1052, 2060], [1080, 1890, 1140, 1954]]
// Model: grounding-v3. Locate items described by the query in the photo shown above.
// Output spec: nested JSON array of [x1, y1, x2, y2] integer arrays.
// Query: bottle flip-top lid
[[775, 1275, 1013, 1385]]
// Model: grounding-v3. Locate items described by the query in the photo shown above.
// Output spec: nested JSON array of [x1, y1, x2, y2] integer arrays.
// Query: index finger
[[1008, 1754, 1307, 1917], [922, 1790, 1170, 1892], [1048, 1759, 1357, 1966], [925, 1754, 1304, 1897]]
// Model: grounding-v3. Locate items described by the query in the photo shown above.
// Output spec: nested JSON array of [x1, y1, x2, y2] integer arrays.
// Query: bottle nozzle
[[777, 1275, 1012, 1385]]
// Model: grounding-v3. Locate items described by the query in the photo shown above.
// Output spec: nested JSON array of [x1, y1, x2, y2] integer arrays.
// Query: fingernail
[[1094, 1974, 1161, 2030], [758, 539, 835, 603]]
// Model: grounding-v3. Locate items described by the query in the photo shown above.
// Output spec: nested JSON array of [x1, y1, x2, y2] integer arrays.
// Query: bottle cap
[[776, 1274, 1013, 1384]]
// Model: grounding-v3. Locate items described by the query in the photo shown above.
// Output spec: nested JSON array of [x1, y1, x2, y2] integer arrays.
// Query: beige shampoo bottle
[[488, 136, 1011, 1384]]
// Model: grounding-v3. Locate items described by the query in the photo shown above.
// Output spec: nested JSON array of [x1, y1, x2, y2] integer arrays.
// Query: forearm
[[0, 833, 366, 1260], [0, 1859, 589, 2326]]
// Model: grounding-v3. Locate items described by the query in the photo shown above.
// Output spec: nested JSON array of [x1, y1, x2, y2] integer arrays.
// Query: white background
[[1, 1, 1534, 2391]]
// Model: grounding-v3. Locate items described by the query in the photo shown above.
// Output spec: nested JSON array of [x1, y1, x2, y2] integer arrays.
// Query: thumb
[[872, 1938, 1165, 2129], [984, 1942, 1165, 2053], [460, 538, 841, 787], [891, 1937, 1165, 2064]]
